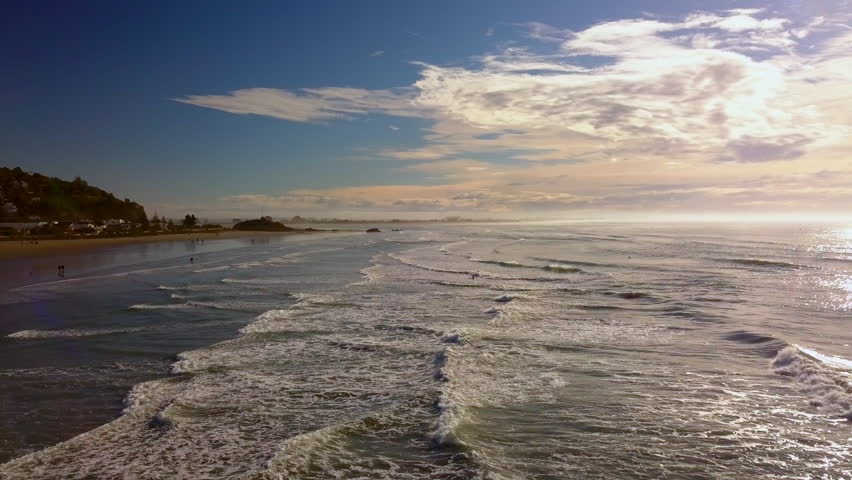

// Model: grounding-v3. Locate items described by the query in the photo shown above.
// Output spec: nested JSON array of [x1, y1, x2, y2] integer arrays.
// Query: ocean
[[0, 223, 850, 479]]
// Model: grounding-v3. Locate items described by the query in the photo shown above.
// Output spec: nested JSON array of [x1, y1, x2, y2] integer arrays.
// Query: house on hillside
[[104, 219, 131, 233], [71, 222, 98, 234], [2, 202, 17, 216]]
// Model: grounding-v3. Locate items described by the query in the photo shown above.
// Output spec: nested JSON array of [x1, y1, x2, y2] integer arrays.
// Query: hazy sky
[[4, 0, 852, 219]]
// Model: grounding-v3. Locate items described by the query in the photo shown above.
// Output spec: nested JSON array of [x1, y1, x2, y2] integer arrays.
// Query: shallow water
[[1, 223, 851, 478]]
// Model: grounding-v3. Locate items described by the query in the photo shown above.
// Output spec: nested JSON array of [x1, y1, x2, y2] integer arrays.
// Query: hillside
[[0, 167, 147, 222], [232, 217, 294, 232]]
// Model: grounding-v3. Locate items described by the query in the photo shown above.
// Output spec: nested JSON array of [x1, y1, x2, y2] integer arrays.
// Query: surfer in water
[[470, 272, 480, 279]]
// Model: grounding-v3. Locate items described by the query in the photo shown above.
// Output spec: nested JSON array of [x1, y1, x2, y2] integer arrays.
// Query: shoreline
[[0, 230, 330, 260]]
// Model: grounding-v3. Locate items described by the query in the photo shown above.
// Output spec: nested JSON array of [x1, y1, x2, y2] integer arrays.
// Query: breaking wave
[[128, 303, 194, 310], [387, 253, 469, 275], [192, 265, 230, 273], [7, 327, 144, 339], [221, 278, 299, 285], [474, 259, 583, 274], [719, 258, 805, 269], [493, 294, 521, 303], [431, 391, 465, 448], [430, 342, 467, 449], [772, 345, 852, 420], [532, 257, 616, 268], [473, 259, 526, 268], [129, 300, 269, 312], [543, 264, 583, 273]]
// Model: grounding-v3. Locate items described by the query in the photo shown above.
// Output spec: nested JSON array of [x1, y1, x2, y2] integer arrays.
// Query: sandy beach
[[0, 230, 323, 260]]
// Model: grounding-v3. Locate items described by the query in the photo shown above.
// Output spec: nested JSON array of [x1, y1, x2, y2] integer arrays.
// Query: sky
[[3, 0, 852, 220]]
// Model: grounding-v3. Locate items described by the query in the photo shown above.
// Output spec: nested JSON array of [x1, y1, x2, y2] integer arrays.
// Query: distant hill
[[232, 217, 294, 232], [0, 167, 147, 222]]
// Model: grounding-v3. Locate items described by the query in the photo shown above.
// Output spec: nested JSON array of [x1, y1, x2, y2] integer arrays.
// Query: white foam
[[128, 303, 194, 310], [431, 391, 465, 448], [122, 378, 186, 415], [239, 309, 295, 334], [187, 300, 249, 311], [360, 264, 383, 281], [12, 259, 230, 292], [442, 331, 465, 345], [484, 296, 539, 326], [261, 423, 343, 476], [543, 264, 583, 273], [388, 252, 472, 276], [348, 257, 384, 286], [291, 292, 339, 304], [473, 258, 538, 270], [6, 327, 144, 339], [236, 261, 264, 269], [238, 293, 341, 334], [438, 240, 468, 253], [772, 346, 852, 420], [193, 265, 230, 273], [281, 247, 344, 258], [232, 247, 346, 270], [222, 277, 298, 285]]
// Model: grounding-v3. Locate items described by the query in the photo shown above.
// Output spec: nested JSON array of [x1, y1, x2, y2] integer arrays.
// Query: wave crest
[[772, 346, 852, 420], [7, 327, 143, 339], [721, 258, 805, 269]]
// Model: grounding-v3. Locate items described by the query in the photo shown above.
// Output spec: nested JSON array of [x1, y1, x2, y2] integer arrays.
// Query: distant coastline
[[0, 229, 324, 260], [276, 216, 514, 224]]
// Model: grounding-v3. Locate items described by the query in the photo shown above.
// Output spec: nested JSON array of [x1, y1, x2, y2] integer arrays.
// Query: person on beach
[[190, 257, 194, 264]]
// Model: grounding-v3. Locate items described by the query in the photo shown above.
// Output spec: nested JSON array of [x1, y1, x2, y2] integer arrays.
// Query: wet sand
[[0, 231, 317, 260]]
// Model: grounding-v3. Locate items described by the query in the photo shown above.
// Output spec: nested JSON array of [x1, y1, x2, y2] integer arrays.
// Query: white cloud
[[714, 15, 788, 33], [524, 21, 571, 42], [177, 8, 852, 216], [369, 50, 385, 57]]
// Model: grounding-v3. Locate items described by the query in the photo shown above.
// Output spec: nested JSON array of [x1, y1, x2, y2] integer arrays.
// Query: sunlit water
[[1, 223, 851, 479]]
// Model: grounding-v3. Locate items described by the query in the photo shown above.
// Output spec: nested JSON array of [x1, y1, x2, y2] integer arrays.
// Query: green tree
[[182, 214, 198, 227]]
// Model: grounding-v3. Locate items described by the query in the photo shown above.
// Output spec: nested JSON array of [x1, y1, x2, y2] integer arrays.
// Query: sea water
[[0, 223, 850, 479]]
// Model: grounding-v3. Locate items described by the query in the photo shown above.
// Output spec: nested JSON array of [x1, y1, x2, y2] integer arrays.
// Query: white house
[[2, 202, 17, 216], [71, 222, 98, 232]]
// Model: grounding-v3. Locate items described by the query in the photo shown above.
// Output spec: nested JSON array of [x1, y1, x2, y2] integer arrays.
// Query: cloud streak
[[176, 87, 422, 123]]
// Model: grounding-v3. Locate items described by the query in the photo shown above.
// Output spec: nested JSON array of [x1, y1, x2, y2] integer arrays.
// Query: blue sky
[[3, 1, 852, 219]]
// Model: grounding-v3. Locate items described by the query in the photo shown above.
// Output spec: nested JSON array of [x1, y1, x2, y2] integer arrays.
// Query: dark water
[[1, 223, 850, 479]]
